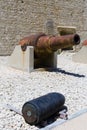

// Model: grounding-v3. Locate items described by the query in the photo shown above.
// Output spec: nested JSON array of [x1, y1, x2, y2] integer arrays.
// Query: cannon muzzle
[[19, 33, 80, 52]]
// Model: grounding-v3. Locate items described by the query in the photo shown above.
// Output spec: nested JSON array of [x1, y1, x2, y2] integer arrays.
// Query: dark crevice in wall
[[21, 0, 24, 3]]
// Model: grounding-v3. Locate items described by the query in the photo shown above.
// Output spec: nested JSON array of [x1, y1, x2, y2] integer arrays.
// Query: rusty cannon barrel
[[19, 32, 80, 52], [22, 92, 66, 126]]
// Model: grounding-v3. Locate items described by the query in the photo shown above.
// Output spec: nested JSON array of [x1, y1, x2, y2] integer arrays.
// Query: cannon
[[22, 92, 68, 127], [19, 33, 80, 68], [19, 33, 80, 51]]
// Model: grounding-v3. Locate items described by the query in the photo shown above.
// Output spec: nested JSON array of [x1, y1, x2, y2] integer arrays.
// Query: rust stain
[[83, 40, 87, 46], [19, 33, 80, 52]]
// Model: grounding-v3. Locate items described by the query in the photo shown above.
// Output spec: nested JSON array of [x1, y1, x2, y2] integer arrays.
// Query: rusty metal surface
[[19, 33, 46, 51], [82, 40, 87, 46], [36, 34, 80, 51], [19, 33, 80, 52]]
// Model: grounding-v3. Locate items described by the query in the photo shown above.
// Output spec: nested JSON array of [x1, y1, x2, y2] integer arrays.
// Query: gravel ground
[[0, 51, 87, 130]]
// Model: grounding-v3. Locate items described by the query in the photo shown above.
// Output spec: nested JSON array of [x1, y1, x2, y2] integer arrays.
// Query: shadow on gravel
[[48, 68, 85, 78]]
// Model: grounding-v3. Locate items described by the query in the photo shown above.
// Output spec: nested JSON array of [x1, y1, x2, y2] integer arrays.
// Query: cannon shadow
[[48, 68, 85, 78]]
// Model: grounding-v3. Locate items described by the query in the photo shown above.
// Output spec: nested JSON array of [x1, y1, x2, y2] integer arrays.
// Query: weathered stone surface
[[8, 45, 34, 72], [57, 26, 76, 35], [72, 46, 87, 64], [0, 0, 87, 55]]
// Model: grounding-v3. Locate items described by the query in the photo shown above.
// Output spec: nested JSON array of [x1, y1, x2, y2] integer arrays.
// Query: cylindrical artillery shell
[[22, 92, 65, 125]]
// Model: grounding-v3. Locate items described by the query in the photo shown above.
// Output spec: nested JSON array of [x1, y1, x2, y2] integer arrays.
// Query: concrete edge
[[41, 108, 87, 130]]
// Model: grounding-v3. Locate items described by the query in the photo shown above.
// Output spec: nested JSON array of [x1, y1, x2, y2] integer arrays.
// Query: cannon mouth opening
[[74, 34, 80, 45]]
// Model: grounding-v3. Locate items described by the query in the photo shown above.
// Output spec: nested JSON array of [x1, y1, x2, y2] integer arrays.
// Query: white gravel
[[0, 51, 87, 130]]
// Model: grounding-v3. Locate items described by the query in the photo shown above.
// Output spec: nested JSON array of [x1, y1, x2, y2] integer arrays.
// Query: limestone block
[[8, 45, 34, 72], [72, 46, 87, 64], [53, 52, 57, 68], [57, 26, 76, 35]]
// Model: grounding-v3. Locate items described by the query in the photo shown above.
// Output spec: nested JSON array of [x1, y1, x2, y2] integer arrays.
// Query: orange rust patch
[[82, 40, 87, 46]]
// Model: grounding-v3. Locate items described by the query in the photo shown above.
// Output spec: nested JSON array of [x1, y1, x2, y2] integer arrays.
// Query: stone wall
[[0, 0, 86, 55]]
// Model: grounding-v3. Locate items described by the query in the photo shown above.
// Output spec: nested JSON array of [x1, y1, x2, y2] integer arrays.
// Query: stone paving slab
[[53, 112, 87, 130], [41, 109, 87, 130]]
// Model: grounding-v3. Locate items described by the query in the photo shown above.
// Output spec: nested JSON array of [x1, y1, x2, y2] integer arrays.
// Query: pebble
[[0, 51, 87, 130]]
